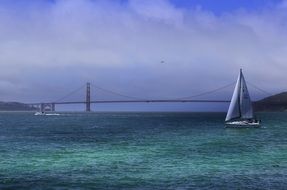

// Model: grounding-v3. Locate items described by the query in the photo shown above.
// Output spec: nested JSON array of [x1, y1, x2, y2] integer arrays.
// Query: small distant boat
[[34, 112, 60, 116], [225, 69, 261, 128], [34, 112, 45, 116]]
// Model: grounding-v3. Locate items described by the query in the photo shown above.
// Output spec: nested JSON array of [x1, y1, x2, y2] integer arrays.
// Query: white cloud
[[129, 0, 183, 26]]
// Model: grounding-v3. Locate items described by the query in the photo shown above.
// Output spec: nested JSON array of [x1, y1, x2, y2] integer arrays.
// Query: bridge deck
[[28, 99, 230, 105]]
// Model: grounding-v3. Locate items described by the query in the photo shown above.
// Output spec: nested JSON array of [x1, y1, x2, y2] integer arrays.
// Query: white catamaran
[[225, 69, 260, 128]]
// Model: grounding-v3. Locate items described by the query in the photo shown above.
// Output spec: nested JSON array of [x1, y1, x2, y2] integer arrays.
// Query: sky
[[0, 0, 287, 111]]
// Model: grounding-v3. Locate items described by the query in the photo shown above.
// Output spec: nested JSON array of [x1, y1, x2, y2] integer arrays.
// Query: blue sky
[[48, 0, 283, 13], [171, 0, 282, 13], [0, 0, 286, 111], [1, 0, 283, 12]]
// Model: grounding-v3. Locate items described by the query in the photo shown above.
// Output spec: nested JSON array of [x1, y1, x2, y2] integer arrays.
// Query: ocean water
[[0, 112, 286, 189]]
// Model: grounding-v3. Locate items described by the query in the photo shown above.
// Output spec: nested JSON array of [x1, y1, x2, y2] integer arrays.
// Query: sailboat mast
[[238, 69, 242, 118]]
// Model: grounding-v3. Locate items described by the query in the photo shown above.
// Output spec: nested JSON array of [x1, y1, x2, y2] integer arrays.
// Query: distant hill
[[254, 92, 287, 112], [0, 102, 36, 111]]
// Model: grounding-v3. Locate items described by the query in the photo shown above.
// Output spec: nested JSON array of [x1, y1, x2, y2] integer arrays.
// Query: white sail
[[225, 71, 241, 121], [239, 73, 254, 119], [225, 69, 254, 122]]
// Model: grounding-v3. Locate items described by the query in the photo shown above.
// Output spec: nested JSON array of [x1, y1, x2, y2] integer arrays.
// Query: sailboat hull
[[34, 112, 60, 116], [225, 121, 261, 128]]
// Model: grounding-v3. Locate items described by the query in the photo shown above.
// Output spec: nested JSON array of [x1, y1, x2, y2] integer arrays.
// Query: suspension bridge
[[27, 81, 270, 112]]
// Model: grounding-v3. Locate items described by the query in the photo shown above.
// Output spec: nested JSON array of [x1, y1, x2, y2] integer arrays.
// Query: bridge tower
[[86, 82, 91, 112]]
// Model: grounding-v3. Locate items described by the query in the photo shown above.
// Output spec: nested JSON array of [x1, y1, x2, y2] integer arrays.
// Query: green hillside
[[254, 92, 287, 112], [0, 102, 36, 111]]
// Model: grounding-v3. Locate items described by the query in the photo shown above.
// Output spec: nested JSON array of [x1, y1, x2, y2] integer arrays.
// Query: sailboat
[[225, 69, 260, 128]]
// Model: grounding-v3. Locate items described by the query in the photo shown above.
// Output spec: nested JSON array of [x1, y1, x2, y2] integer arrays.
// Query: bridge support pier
[[51, 103, 55, 112], [40, 103, 45, 112], [86, 82, 91, 112], [35, 104, 41, 112], [38, 103, 55, 112]]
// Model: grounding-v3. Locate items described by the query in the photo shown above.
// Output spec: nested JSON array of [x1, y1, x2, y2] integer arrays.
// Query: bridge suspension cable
[[90, 82, 237, 101], [51, 81, 239, 104], [91, 84, 147, 100], [53, 84, 86, 103], [175, 81, 236, 100], [246, 81, 273, 96]]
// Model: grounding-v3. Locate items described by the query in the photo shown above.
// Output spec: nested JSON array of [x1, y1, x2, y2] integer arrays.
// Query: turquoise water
[[0, 112, 286, 189]]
